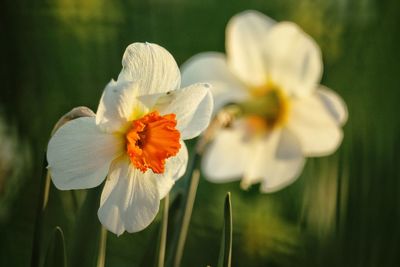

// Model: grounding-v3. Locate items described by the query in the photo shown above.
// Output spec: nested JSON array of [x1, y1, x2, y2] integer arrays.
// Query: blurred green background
[[1, 0, 400, 266]]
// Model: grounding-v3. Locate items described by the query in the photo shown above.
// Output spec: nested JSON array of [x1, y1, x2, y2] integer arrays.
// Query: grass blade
[[217, 192, 232, 267]]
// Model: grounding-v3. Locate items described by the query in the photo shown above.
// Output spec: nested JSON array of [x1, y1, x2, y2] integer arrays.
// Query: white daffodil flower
[[181, 10, 347, 193], [47, 42, 213, 235]]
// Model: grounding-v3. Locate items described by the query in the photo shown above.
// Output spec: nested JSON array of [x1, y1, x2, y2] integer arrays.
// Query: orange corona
[[126, 111, 181, 174]]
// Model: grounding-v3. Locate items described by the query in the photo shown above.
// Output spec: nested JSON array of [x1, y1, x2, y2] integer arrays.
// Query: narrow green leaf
[[69, 185, 103, 267], [217, 192, 232, 267], [44, 226, 67, 267]]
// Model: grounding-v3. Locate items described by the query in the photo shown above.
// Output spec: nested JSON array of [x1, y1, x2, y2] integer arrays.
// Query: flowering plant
[[47, 42, 213, 235]]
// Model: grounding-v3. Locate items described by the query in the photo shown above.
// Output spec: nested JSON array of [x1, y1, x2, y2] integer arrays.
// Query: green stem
[[96, 226, 108, 267], [173, 168, 200, 267], [156, 194, 170, 267], [31, 154, 51, 267]]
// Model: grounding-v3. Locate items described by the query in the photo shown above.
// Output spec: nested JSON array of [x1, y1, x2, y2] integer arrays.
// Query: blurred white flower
[[47, 42, 213, 235], [181, 10, 347, 193]]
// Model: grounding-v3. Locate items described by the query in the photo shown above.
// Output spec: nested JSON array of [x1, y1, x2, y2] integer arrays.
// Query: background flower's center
[[126, 111, 181, 174], [239, 83, 290, 132]]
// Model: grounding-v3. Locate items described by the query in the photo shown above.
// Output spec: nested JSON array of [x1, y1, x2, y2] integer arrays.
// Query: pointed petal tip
[[118, 42, 181, 95], [51, 106, 96, 136], [228, 9, 276, 25], [240, 179, 252, 191]]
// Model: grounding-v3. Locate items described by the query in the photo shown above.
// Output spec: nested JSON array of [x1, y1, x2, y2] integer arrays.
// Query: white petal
[[118, 42, 181, 95], [181, 52, 248, 112], [287, 94, 343, 157], [239, 129, 283, 187], [202, 127, 250, 182], [264, 22, 322, 96], [47, 117, 123, 190], [257, 129, 305, 193], [316, 86, 348, 126], [155, 83, 213, 140], [96, 80, 149, 133], [155, 141, 188, 199], [98, 157, 160, 235], [226, 10, 276, 86]]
